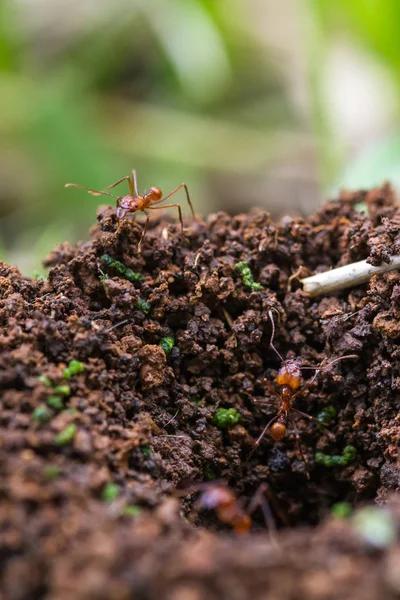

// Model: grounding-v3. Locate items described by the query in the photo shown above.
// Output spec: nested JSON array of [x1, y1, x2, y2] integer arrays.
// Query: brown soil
[[1, 183, 400, 600]]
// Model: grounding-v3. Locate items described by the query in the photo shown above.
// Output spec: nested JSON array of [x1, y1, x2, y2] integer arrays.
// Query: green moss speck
[[53, 385, 71, 396], [37, 375, 52, 387], [123, 505, 142, 517], [101, 482, 119, 502], [343, 445, 356, 462], [32, 271, 47, 280], [203, 464, 217, 480], [212, 408, 241, 429], [316, 406, 337, 429], [135, 297, 151, 314], [55, 424, 77, 446], [331, 502, 352, 519], [235, 261, 263, 291], [32, 405, 51, 423], [43, 465, 61, 480], [315, 445, 356, 468], [46, 396, 64, 410], [159, 336, 174, 355], [101, 254, 144, 283], [63, 360, 85, 379], [141, 444, 151, 458]]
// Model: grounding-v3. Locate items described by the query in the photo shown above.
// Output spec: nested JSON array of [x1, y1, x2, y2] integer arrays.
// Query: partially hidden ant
[[250, 310, 357, 478], [194, 482, 276, 537], [65, 169, 195, 251]]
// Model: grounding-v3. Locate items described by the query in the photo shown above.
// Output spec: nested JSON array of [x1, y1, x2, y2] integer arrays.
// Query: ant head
[[198, 486, 233, 509], [117, 195, 140, 218], [269, 421, 287, 441], [148, 186, 162, 201]]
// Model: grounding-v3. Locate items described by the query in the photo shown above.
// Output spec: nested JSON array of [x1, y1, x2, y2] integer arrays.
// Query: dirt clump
[[1, 183, 400, 599]]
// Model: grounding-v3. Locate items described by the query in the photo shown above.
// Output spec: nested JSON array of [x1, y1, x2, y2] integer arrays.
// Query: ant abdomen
[[147, 186, 163, 201], [269, 422, 287, 440]]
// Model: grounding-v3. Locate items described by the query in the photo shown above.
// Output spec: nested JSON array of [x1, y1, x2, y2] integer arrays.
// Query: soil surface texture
[[1, 183, 400, 600]]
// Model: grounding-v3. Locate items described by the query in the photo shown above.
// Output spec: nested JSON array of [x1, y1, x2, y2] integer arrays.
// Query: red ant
[[196, 485, 251, 535], [194, 482, 276, 537], [250, 310, 357, 477], [65, 169, 195, 251]]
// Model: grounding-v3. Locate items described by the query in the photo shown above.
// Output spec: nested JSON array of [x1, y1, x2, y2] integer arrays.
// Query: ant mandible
[[250, 310, 357, 477], [65, 169, 196, 251]]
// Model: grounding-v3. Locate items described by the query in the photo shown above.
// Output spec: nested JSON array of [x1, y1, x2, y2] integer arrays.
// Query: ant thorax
[[279, 385, 293, 408]]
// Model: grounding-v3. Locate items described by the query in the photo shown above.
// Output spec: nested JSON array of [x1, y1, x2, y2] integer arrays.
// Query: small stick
[[301, 256, 400, 297], [163, 409, 179, 428], [108, 319, 129, 332]]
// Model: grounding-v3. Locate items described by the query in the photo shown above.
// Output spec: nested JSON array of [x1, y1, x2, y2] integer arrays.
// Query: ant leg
[[247, 414, 279, 460], [290, 418, 310, 479], [154, 184, 196, 220], [149, 203, 184, 235], [247, 483, 278, 545], [250, 380, 279, 405], [132, 170, 139, 196], [292, 408, 335, 440], [253, 397, 276, 406], [265, 379, 282, 400], [262, 482, 291, 528], [267, 310, 284, 362], [137, 211, 151, 252], [103, 176, 135, 196], [293, 407, 325, 425], [65, 183, 118, 199], [291, 378, 318, 401]]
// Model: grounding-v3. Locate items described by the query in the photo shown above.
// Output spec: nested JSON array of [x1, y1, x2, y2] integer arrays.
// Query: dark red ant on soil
[[65, 169, 196, 251], [194, 482, 276, 537], [250, 310, 357, 477], [196, 485, 251, 535]]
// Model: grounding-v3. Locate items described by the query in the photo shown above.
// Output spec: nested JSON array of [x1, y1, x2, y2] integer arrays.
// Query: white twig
[[163, 409, 179, 428], [108, 319, 129, 332], [301, 256, 400, 297]]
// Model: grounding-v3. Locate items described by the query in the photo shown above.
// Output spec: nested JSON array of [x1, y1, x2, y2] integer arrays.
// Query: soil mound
[[1, 184, 400, 599]]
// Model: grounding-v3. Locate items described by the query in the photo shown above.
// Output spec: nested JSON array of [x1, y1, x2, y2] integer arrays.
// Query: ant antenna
[[301, 354, 358, 372], [295, 354, 357, 394], [268, 310, 284, 362], [65, 183, 119, 200], [290, 417, 310, 480]]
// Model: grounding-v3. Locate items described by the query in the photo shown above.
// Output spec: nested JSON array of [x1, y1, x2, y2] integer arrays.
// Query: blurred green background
[[1, 0, 400, 274]]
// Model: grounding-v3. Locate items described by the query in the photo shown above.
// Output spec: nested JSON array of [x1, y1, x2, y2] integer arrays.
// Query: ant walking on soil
[[66, 169, 196, 251], [250, 310, 357, 477], [193, 482, 277, 538]]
